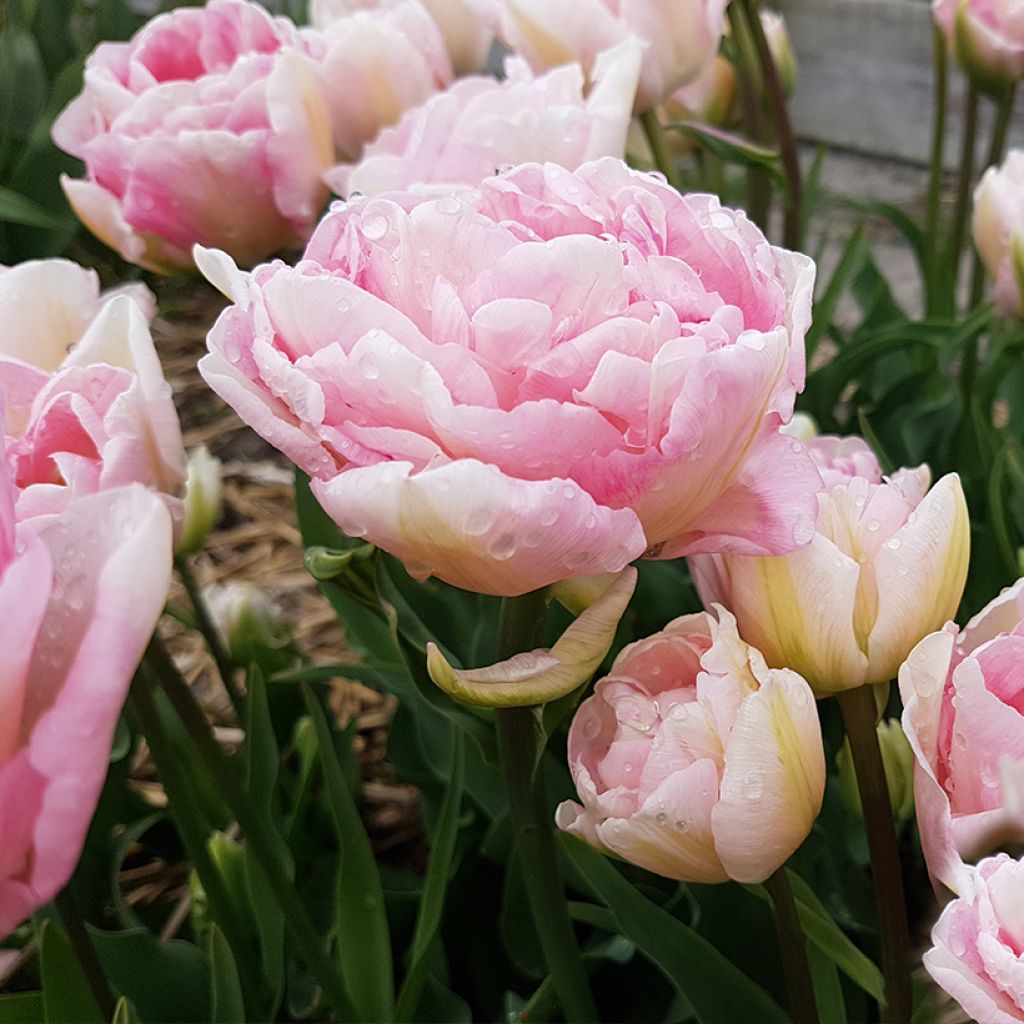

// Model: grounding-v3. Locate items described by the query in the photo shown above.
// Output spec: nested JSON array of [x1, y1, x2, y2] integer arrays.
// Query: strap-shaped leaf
[[426, 568, 637, 707]]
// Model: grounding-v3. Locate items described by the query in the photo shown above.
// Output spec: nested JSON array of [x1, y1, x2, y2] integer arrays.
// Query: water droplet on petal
[[362, 214, 388, 241], [741, 771, 765, 801]]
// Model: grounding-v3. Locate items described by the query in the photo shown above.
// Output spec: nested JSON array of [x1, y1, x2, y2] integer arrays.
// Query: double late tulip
[[52, 0, 451, 271], [973, 149, 1024, 317], [485, 0, 728, 112], [310, 0, 493, 75], [199, 157, 820, 596], [691, 433, 970, 694], [924, 853, 1024, 1022], [0, 466, 172, 940], [934, 0, 1024, 94], [900, 578, 1024, 892], [0, 267, 185, 524], [326, 41, 641, 196], [556, 607, 825, 884]]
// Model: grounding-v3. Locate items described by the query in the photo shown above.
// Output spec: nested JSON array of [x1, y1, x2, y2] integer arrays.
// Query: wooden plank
[[780, 0, 1024, 165]]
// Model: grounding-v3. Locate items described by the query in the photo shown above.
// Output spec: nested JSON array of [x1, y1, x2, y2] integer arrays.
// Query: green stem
[[638, 110, 683, 193], [143, 637, 359, 1022], [129, 670, 268, 1012], [740, 0, 803, 249], [948, 85, 980, 301], [762, 869, 819, 1024], [836, 687, 912, 1024], [926, 26, 948, 316], [969, 84, 1018, 307], [728, 2, 771, 231], [52, 889, 116, 1022], [175, 557, 244, 717], [495, 592, 597, 1023]]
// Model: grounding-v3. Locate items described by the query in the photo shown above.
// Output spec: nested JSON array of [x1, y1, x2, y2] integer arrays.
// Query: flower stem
[[969, 84, 1018, 307], [494, 592, 597, 1023], [836, 686, 911, 1024], [143, 636, 358, 1022], [740, 0, 803, 249], [926, 26, 949, 316], [175, 557, 244, 717], [52, 888, 116, 1022], [728, 1, 771, 231], [948, 84, 980, 303], [639, 109, 683, 193], [762, 869, 819, 1024]]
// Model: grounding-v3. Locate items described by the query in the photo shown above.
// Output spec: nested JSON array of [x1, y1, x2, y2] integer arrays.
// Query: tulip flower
[[485, 0, 728, 112], [3, 294, 186, 525], [0, 471, 172, 940], [199, 157, 820, 596], [556, 606, 825, 884], [934, 0, 1024, 94], [310, 0, 493, 75], [691, 434, 970, 695], [973, 150, 1024, 317], [178, 446, 223, 555], [326, 40, 641, 196], [924, 853, 1024, 1022], [899, 578, 1024, 892]]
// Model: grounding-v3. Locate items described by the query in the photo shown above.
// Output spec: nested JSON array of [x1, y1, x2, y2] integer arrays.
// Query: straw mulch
[[120, 281, 423, 920]]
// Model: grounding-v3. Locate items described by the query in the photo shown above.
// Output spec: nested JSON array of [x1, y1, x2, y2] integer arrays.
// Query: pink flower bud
[[973, 150, 1024, 317], [556, 607, 824, 884], [934, 0, 1024, 94]]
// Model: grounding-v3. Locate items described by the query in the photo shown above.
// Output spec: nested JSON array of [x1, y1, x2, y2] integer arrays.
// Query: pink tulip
[[899, 578, 1024, 893], [973, 150, 1024, 317], [924, 853, 1024, 1022], [326, 40, 641, 197], [556, 607, 824, 883], [0, 464, 172, 939], [1, 284, 185, 524], [691, 434, 970, 695], [311, 0, 493, 75], [934, 0, 1024, 93], [199, 158, 819, 596], [52, 0, 334, 272], [484, 0, 728, 112]]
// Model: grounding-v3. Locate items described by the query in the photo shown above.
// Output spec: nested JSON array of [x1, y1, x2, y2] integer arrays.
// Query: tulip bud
[[761, 11, 798, 99], [177, 447, 223, 556], [837, 718, 915, 825], [934, 0, 1024, 96], [206, 582, 287, 667], [690, 434, 971, 695], [973, 151, 1024, 318], [556, 606, 825, 884]]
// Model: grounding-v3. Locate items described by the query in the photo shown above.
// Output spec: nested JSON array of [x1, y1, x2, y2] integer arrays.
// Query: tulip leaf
[[303, 686, 394, 1024], [746, 871, 884, 1002], [395, 726, 465, 1022], [111, 997, 141, 1024], [808, 946, 848, 1024], [426, 568, 637, 708], [208, 924, 246, 1024], [39, 920, 104, 1024], [0, 186, 69, 229], [562, 839, 789, 1024], [665, 121, 783, 178], [807, 223, 867, 364], [0, 993, 46, 1023]]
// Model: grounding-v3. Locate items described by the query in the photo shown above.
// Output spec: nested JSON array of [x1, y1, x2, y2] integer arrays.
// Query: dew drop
[[362, 214, 388, 241], [792, 521, 815, 546], [465, 506, 497, 536], [436, 195, 461, 215], [488, 533, 517, 561], [886, 537, 902, 550], [337, 298, 351, 313], [358, 353, 380, 379], [866, 519, 880, 532], [741, 771, 765, 801]]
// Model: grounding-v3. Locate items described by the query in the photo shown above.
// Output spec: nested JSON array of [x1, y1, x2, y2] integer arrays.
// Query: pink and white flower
[[199, 158, 819, 596]]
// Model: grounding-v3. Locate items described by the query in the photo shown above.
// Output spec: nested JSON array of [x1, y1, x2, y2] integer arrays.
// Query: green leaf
[[303, 686, 395, 1023], [807, 223, 867, 364], [808, 946, 848, 1024], [396, 728, 465, 1022], [988, 442, 1021, 580], [0, 993, 46, 1023], [39, 920, 104, 1024], [0, 29, 46, 143], [0, 186, 69, 229], [562, 840, 789, 1023], [90, 927, 211, 1023], [208, 925, 246, 1024], [666, 121, 782, 177]]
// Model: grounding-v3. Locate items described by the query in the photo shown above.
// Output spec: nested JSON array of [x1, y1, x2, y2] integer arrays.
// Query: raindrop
[[358, 353, 380, 379], [362, 214, 388, 241], [465, 506, 497, 535], [886, 537, 902, 550], [488, 533, 517, 561], [866, 519, 880, 532], [436, 195, 461, 215], [741, 771, 765, 801]]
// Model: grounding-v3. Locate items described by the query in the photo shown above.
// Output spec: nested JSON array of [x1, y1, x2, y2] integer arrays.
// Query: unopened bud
[[177, 446, 222, 555]]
